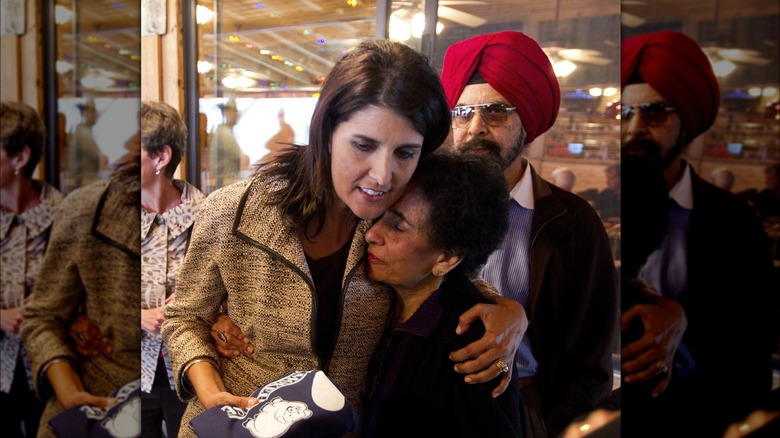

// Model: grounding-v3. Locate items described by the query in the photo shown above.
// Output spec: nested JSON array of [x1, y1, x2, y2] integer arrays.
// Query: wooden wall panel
[[0, 36, 20, 101]]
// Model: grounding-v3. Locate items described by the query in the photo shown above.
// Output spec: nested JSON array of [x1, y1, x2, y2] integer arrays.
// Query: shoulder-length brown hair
[[259, 39, 451, 237]]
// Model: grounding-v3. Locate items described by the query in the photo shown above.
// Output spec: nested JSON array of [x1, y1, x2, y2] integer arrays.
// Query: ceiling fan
[[392, 1, 488, 29], [699, 0, 771, 76], [541, 0, 613, 74], [621, 0, 647, 28]]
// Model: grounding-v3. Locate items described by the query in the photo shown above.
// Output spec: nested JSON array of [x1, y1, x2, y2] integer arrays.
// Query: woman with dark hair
[[162, 39, 525, 437], [1, 101, 63, 438], [362, 150, 522, 437]]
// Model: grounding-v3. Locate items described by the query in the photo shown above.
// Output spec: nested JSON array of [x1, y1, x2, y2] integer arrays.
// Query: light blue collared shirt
[[479, 161, 538, 378]]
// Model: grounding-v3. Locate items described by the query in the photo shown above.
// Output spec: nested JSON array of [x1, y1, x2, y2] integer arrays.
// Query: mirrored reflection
[[622, 0, 779, 186], [199, 97, 315, 193], [56, 0, 141, 194]]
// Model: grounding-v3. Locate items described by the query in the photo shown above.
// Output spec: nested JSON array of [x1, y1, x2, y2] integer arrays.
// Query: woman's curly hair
[[411, 149, 509, 277]]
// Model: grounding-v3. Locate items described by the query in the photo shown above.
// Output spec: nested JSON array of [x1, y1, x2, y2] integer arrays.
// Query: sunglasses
[[451, 103, 517, 129], [621, 102, 677, 126]]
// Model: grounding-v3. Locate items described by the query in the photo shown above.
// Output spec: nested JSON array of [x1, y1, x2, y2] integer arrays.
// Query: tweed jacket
[[20, 176, 141, 438], [161, 176, 394, 438], [141, 180, 205, 393], [523, 163, 618, 438]]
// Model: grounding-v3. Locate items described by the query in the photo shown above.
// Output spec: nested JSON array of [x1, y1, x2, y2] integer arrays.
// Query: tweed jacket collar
[[93, 177, 141, 257], [232, 178, 372, 278]]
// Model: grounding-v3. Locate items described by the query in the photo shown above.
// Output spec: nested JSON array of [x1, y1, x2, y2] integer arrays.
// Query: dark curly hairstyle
[[411, 150, 509, 277]]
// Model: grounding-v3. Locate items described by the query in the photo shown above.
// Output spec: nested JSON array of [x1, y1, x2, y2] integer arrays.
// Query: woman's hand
[[69, 315, 113, 357], [1, 306, 25, 335], [450, 296, 527, 397], [46, 360, 117, 410], [621, 282, 686, 397], [210, 313, 254, 357], [141, 307, 165, 335], [186, 361, 258, 410], [198, 389, 260, 411]]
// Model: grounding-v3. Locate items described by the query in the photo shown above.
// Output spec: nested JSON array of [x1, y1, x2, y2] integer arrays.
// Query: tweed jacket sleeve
[[20, 178, 141, 403], [161, 181, 249, 401]]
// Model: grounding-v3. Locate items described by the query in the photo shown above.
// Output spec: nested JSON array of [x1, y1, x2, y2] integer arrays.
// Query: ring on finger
[[216, 330, 228, 343], [493, 359, 509, 374], [655, 359, 669, 374]]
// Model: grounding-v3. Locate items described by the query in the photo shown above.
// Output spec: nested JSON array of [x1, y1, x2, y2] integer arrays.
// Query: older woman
[[1, 101, 63, 438], [162, 39, 525, 438], [140, 101, 205, 438], [362, 150, 522, 437]]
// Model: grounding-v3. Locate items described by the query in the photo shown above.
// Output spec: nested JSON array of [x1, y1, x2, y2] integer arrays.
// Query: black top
[[362, 274, 523, 437], [305, 238, 352, 361]]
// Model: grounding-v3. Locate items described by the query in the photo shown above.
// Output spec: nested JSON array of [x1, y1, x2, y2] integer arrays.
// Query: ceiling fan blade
[[621, 12, 646, 28], [718, 48, 771, 65], [559, 48, 613, 65], [439, 1, 488, 5], [438, 5, 487, 28]]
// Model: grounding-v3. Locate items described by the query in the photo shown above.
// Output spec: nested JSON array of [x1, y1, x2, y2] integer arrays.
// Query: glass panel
[[386, 0, 621, 189], [196, 0, 378, 194], [56, 0, 141, 195], [622, 0, 779, 191]]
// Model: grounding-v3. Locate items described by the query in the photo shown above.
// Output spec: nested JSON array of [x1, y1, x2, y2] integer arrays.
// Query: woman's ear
[[432, 254, 463, 277], [157, 145, 173, 168], [13, 145, 32, 171]]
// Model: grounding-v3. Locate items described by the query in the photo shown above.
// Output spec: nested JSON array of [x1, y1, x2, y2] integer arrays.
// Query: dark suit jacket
[[623, 162, 776, 437], [526, 164, 619, 438]]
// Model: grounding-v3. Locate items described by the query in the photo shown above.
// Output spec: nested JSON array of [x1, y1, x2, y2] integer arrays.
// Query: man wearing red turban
[[620, 30, 775, 437], [441, 31, 619, 438]]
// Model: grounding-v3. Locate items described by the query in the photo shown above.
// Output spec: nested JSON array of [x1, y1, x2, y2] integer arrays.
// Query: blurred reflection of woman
[[1, 101, 63, 438], [21, 126, 141, 438]]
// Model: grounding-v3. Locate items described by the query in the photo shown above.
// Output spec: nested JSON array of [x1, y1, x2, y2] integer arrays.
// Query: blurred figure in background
[[262, 108, 296, 164], [594, 163, 621, 224], [710, 166, 736, 192], [550, 167, 576, 192], [68, 99, 107, 191], [208, 100, 249, 189], [1, 101, 63, 438], [755, 162, 780, 223]]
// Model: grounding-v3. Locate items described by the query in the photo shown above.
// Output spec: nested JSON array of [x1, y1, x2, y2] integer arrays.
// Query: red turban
[[441, 31, 560, 145], [621, 31, 720, 140]]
